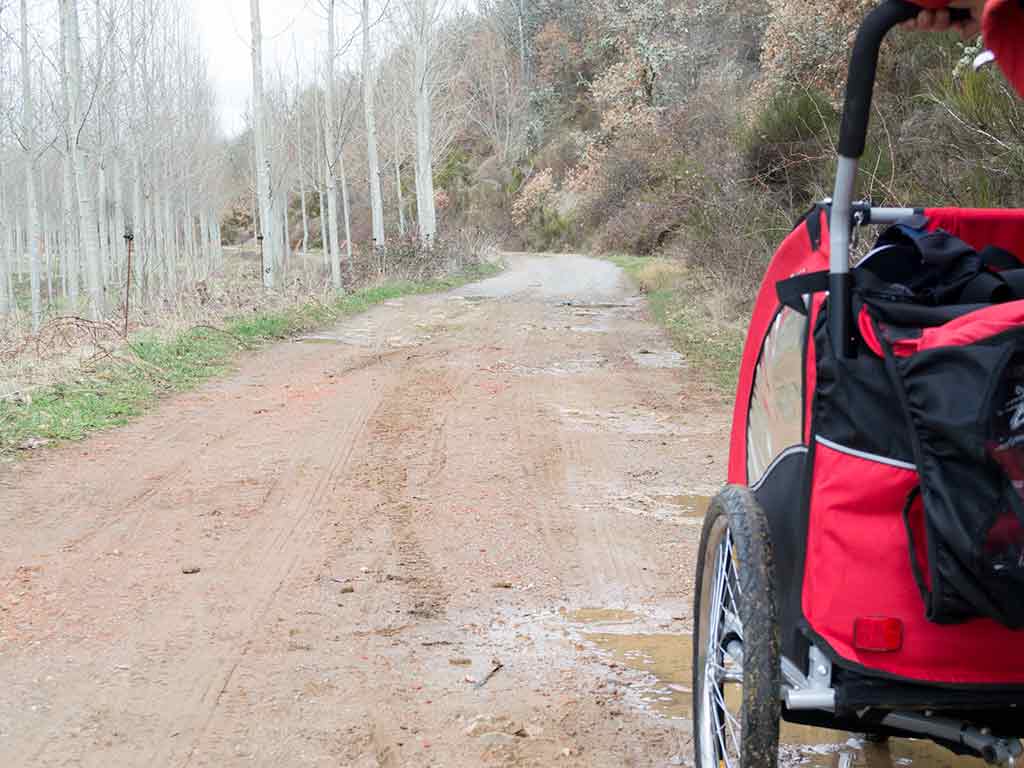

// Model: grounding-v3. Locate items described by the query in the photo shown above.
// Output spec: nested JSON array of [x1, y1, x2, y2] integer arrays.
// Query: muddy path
[[0, 255, 977, 767]]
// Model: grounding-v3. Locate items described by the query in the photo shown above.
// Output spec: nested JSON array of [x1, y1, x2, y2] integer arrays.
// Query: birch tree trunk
[[414, 40, 437, 243], [280, 197, 291, 277], [59, 15, 79, 306], [0, 167, 9, 318], [97, 159, 110, 286], [250, 0, 277, 288], [128, 0, 145, 301], [339, 152, 353, 266], [213, 215, 224, 269], [112, 155, 125, 280], [393, 131, 406, 236], [63, 0, 105, 319], [21, 0, 42, 329], [318, 187, 328, 266], [362, 0, 385, 247], [44, 210, 54, 307], [132, 157, 145, 299], [297, 94, 309, 255], [322, 0, 343, 289]]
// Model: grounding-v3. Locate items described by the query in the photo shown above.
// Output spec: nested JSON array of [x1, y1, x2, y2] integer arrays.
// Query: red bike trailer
[[691, 2, 1024, 766]]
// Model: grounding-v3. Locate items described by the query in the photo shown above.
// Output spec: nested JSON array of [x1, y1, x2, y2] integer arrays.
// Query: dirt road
[[0, 253, 813, 767], [1, 254, 726, 767]]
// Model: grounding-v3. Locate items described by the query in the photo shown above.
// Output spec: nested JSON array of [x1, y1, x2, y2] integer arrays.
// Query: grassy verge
[[0, 263, 501, 456], [610, 255, 746, 395]]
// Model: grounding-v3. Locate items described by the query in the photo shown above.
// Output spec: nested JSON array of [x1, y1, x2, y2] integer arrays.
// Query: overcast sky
[[189, 0, 355, 136]]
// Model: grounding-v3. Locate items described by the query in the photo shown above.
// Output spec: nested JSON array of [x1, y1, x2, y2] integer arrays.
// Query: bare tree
[[394, 0, 449, 244], [460, 18, 526, 162], [322, 0, 344, 289], [250, 0, 279, 288], [361, 0, 385, 247], [61, 0, 105, 318], [20, 0, 41, 328]]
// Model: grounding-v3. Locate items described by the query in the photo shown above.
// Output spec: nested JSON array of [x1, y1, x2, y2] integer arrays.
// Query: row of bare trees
[[0, 0, 227, 330], [247, 0, 480, 291], [0, 0, 531, 330]]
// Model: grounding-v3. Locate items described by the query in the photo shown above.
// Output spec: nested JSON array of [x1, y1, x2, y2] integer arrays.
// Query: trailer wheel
[[693, 486, 781, 768]]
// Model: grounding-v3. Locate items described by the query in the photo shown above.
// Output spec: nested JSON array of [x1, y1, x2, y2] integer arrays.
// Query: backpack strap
[[776, 271, 829, 315]]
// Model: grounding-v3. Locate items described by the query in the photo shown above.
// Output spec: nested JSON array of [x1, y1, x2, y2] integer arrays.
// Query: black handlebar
[[837, 1, 975, 159]]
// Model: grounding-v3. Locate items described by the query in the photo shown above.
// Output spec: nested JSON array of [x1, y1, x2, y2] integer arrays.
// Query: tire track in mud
[[2, 350, 401, 768], [347, 363, 461, 621], [173, 398, 378, 768]]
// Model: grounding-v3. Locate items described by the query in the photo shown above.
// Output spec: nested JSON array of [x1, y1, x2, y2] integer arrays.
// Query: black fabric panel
[[888, 330, 1024, 628], [793, 202, 826, 251], [981, 245, 1023, 271], [864, 300, 989, 328], [812, 304, 915, 464], [805, 206, 823, 251], [835, 669, 1024, 715], [754, 448, 809, 666]]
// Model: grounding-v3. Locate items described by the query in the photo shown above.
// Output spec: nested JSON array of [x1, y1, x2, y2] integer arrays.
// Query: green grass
[[609, 254, 745, 396], [0, 263, 501, 456]]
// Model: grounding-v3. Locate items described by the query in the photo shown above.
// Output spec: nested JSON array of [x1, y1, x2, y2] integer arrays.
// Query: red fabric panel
[[858, 306, 885, 358], [728, 212, 828, 484], [889, 299, 1024, 356], [804, 444, 1024, 684], [924, 208, 1024, 259], [984, 0, 1024, 98], [803, 294, 827, 444]]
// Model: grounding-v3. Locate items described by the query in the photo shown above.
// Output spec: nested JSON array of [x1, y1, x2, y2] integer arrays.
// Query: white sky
[[189, 0, 355, 137]]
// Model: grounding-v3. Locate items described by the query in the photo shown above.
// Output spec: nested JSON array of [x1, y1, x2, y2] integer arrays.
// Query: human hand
[[902, 0, 985, 37]]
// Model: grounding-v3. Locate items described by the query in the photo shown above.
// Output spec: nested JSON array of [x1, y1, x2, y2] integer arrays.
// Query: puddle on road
[[560, 407, 684, 436], [297, 335, 348, 345], [633, 349, 686, 369], [785, 738, 986, 768], [570, 610, 983, 767], [586, 631, 693, 720], [574, 486, 712, 523], [509, 356, 610, 377], [566, 608, 639, 624], [655, 494, 711, 518]]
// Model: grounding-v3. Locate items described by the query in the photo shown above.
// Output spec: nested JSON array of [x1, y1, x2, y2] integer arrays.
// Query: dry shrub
[[598, 194, 688, 256], [741, 89, 837, 203], [757, 0, 874, 101], [632, 259, 686, 294], [354, 228, 497, 284]]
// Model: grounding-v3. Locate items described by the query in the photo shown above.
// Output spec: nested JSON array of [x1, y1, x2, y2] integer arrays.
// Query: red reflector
[[853, 617, 903, 652]]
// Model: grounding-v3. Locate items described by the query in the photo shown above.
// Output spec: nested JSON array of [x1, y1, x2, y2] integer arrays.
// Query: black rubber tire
[[693, 485, 781, 768]]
